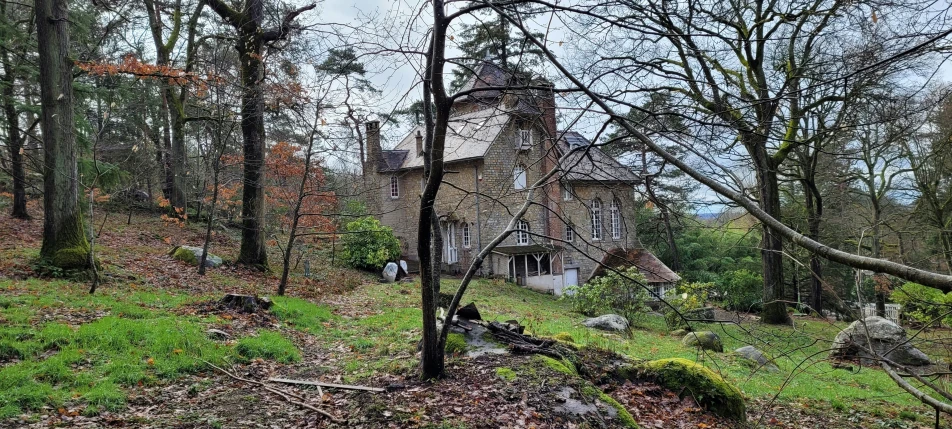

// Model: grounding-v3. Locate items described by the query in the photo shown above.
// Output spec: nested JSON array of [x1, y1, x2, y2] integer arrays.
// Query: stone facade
[[364, 63, 675, 294]]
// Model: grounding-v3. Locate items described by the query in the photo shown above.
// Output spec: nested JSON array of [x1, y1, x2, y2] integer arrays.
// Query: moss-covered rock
[[553, 332, 575, 343], [535, 355, 578, 376], [581, 386, 639, 429], [640, 358, 745, 421], [681, 331, 723, 352], [172, 247, 198, 265]]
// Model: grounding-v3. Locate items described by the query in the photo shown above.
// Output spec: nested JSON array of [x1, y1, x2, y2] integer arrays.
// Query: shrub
[[340, 216, 401, 270], [891, 282, 950, 326], [717, 270, 763, 312], [664, 281, 712, 329], [564, 266, 650, 327]]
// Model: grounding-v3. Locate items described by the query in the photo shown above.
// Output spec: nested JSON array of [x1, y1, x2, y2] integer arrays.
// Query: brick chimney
[[364, 121, 381, 174], [537, 82, 563, 275], [415, 130, 423, 156]]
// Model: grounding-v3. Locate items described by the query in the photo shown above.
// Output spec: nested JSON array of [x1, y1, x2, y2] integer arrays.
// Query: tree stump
[[220, 294, 272, 313]]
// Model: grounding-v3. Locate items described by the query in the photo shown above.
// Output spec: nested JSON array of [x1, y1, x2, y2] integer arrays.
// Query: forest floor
[[0, 208, 946, 428]]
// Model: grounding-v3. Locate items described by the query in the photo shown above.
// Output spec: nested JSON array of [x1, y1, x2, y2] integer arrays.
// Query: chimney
[[364, 121, 381, 174], [415, 130, 423, 156]]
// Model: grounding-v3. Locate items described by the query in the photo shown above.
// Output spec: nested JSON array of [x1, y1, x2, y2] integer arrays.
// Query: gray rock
[[735, 346, 778, 372], [671, 329, 688, 337], [171, 245, 222, 267], [382, 262, 398, 283], [582, 314, 629, 332], [831, 316, 931, 366], [682, 331, 723, 352]]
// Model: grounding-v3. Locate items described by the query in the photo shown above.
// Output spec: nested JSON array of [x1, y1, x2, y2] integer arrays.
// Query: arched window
[[514, 164, 527, 190], [390, 175, 399, 198], [591, 199, 602, 241], [610, 199, 621, 240], [516, 220, 530, 245]]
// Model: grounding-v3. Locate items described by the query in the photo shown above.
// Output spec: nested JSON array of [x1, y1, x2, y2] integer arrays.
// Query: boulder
[[831, 316, 931, 366], [382, 262, 398, 283], [582, 314, 629, 332], [171, 246, 222, 267], [734, 346, 778, 372], [671, 329, 688, 337], [639, 358, 746, 421], [207, 328, 230, 340], [682, 331, 724, 352]]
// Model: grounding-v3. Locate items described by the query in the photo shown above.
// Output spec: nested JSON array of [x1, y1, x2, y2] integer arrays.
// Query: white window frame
[[565, 225, 575, 243], [591, 199, 602, 241], [462, 223, 471, 248], [562, 183, 573, 201], [519, 129, 532, 149], [514, 164, 527, 190], [390, 175, 399, 199], [610, 199, 621, 240], [516, 220, 530, 245]]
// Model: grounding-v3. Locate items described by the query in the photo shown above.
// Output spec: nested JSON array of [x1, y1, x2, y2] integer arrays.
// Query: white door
[[564, 269, 579, 296], [444, 222, 459, 264]]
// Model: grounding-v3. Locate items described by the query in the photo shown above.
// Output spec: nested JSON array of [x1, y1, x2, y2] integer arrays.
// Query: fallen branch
[[268, 377, 385, 393], [202, 360, 343, 422]]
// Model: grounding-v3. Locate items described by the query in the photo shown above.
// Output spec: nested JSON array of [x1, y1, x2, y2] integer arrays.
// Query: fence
[[860, 304, 901, 323]]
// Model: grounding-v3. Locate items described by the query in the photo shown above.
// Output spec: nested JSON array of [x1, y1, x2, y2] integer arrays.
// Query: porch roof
[[492, 244, 561, 255]]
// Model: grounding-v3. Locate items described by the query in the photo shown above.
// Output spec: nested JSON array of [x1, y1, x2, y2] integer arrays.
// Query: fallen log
[[268, 378, 385, 393]]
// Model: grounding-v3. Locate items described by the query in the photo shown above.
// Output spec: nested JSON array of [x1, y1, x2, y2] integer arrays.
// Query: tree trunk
[[235, 5, 268, 268], [1, 42, 28, 219], [755, 149, 789, 324], [871, 208, 886, 317], [804, 180, 823, 314], [36, 0, 89, 268]]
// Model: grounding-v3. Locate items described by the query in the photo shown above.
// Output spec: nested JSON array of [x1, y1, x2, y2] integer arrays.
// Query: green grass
[[0, 278, 301, 419], [235, 331, 301, 364], [270, 296, 334, 332]]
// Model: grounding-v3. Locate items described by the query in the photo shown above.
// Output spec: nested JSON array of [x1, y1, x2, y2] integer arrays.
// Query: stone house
[[363, 62, 679, 295]]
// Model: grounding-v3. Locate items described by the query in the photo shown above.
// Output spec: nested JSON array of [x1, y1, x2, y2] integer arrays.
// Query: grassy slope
[[0, 210, 938, 425]]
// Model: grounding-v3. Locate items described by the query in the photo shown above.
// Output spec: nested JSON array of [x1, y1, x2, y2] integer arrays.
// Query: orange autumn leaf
[[146, 357, 155, 365]]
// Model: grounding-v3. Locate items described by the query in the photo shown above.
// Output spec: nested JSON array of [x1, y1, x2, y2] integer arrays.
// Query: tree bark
[[1, 36, 29, 219], [36, 0, 89, 268], [751, 142, 789, 324]]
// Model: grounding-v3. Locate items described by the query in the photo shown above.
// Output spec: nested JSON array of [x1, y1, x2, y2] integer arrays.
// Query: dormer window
[[518, 129, 532, 150], [390, 175, 399, 199], [514, 164, 527, 190]]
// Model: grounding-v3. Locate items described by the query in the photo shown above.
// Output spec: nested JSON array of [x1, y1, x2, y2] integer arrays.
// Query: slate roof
[[381, 107, 512, 171], [455, 62, 511, 101], [589, 247, 681, 284], [378, 150, 408, 172], [558, 131, 640, 184]]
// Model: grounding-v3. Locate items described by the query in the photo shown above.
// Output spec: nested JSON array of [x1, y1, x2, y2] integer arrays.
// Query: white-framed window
[[462, 223, 471, 248], [610, 199, 621, 240], [514, 164, 527, 190], [591, 199, 602, 241], [562, 183, 573, 201], [390, 175, 399, 198], [519, 129, 532, 149], [516, 220, 530, 245], [565, 225, 575, 243]]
